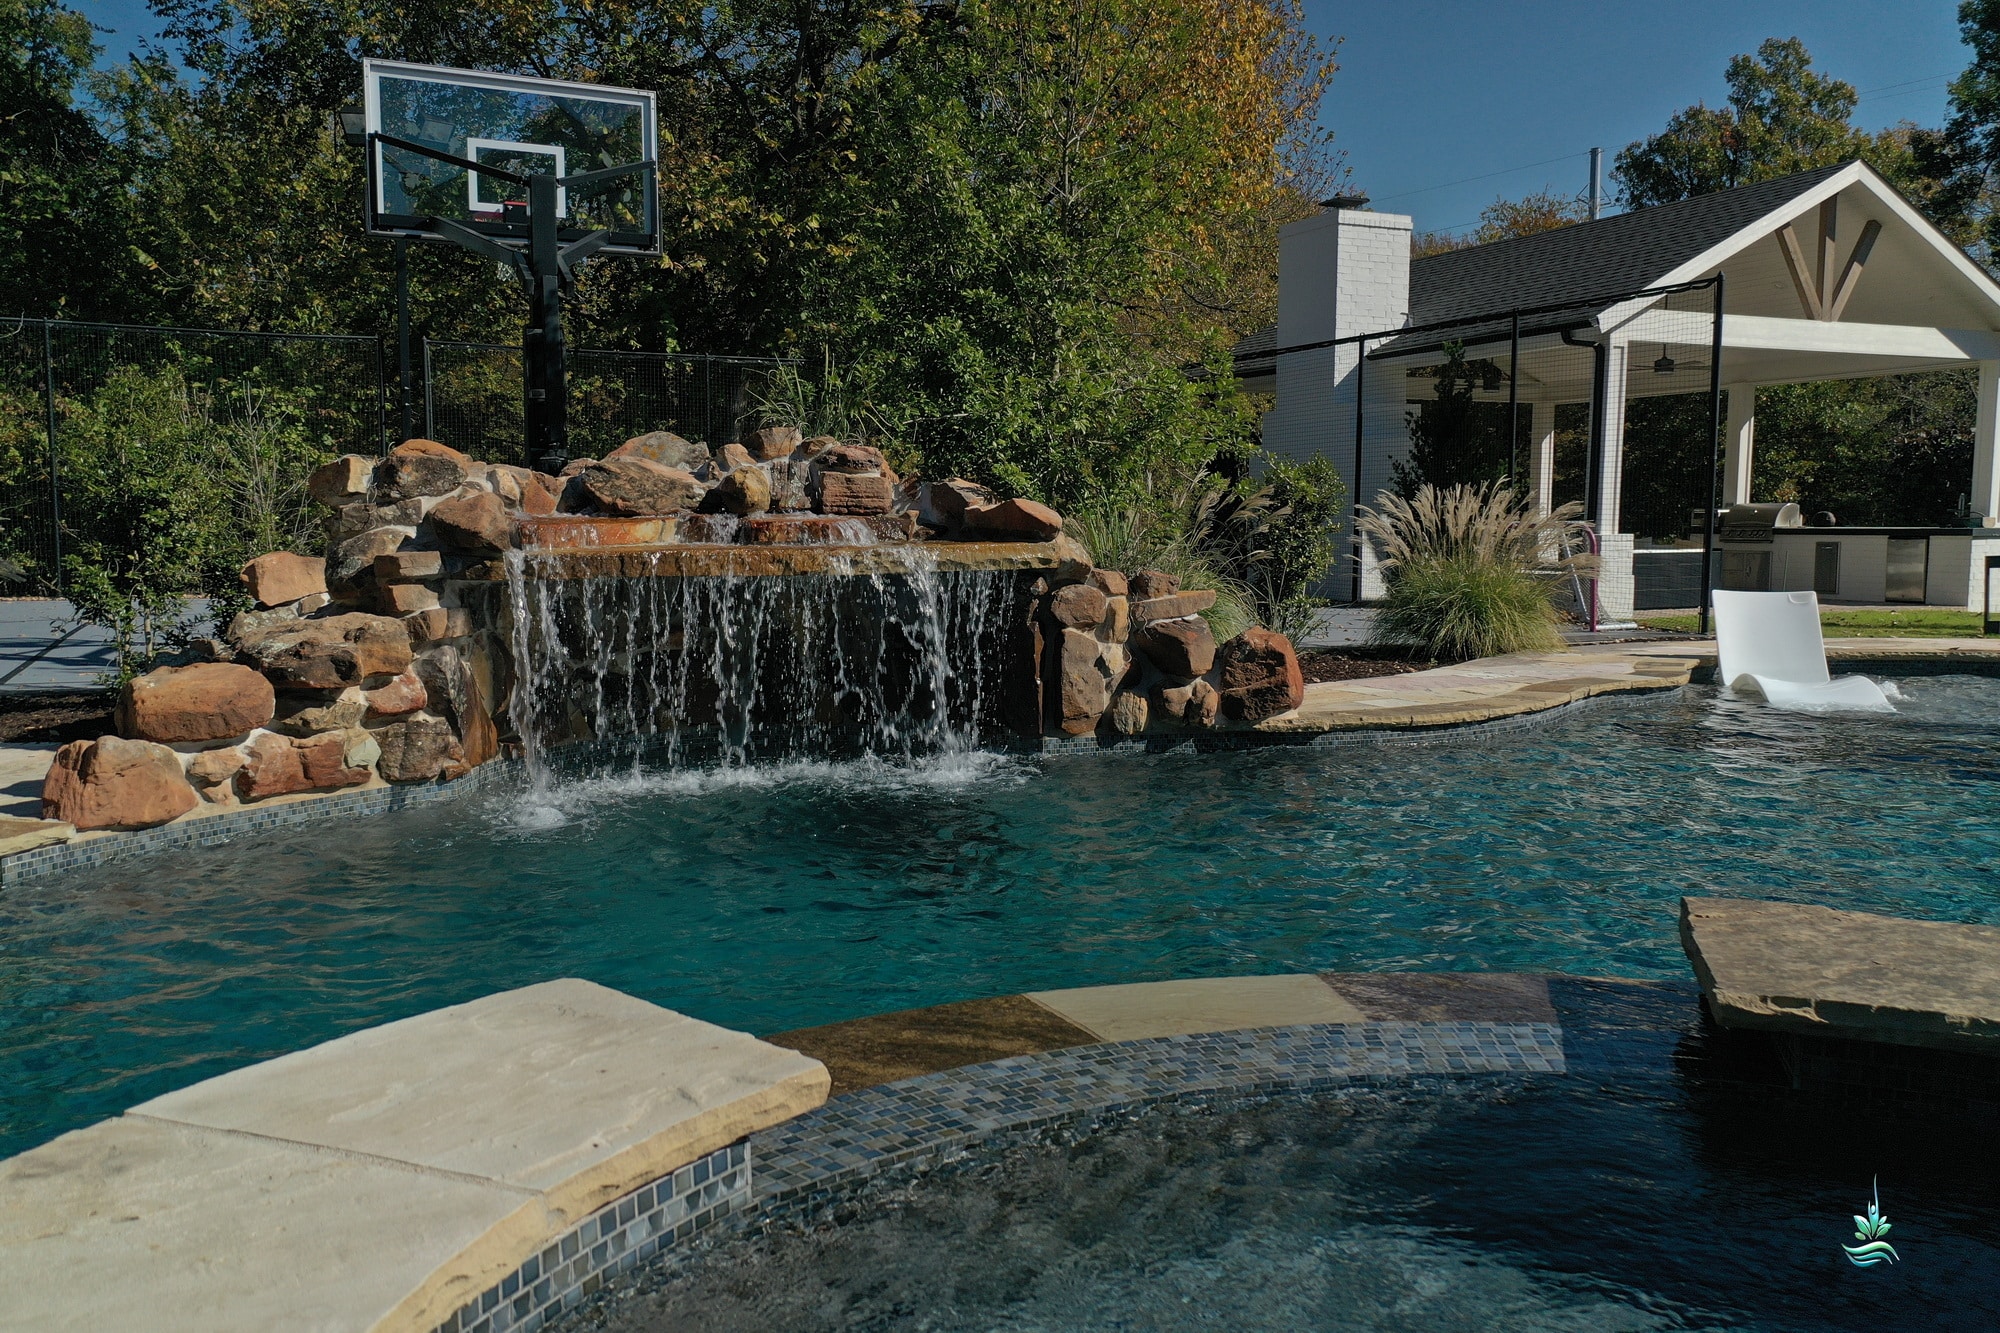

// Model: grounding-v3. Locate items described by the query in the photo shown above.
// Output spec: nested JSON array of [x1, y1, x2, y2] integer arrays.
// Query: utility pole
[[1588, 147, 1604, 221]]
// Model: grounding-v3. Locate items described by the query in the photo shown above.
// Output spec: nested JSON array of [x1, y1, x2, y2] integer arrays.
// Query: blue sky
[[86, 0, 1971, 237]]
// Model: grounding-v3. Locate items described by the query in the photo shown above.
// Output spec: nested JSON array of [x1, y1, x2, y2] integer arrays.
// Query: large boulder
[[818, 472, 895, 515], [1108, 688, 1149, 736], [392, 438, 471, 465], [1130, 588, 1217, 625], [236, 613, 413, 690], [574, 457, 704, 516], [429, 489, 513, 551], [1129, 569, 1180, 601], [327, 527, 416, 592], [363, 671, 426, 717], [1132, 615, 1216, 678], [923, 478, 997, 528], [43, 737, 198, 831], [1047, 583, 1108, 629], [375, 450, 466, 500], [1053, 628, 1112, 735], [239, 552, 327, 608], [119, 663, 274, 743], [706, 464, 771, 516], [816, 443, 888, 475], [1216, 627, 1305, 722], [270, 688, 368, 737], [238, 731, 370, 800], [745, 425, 801, 461], [608, 431, 709, 472], [373, 715, 464, 782], [963, 498, 1063, 541], [307, 455, 372, 507], [711, 442, 756, 473]]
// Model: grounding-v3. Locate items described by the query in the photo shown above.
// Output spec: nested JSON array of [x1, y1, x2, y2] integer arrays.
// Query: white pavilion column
[[1527, 401, 1555, 518], [1722, 383, 1756, 506], [1974, 361, 2000, 521]]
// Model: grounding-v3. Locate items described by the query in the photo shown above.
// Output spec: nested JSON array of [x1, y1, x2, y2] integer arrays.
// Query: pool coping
[[0, 970, 1587, 1333]]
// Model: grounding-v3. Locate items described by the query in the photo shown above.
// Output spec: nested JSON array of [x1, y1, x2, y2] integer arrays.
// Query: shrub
[[1357, 481, 1588, 661]]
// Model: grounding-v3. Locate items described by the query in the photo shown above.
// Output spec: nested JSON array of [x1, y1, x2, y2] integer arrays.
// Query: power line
[[1369, 149, 1591, 203]]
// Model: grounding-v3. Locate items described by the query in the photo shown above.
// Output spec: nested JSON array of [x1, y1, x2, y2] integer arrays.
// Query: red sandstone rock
[[295, 732, 372, 791], [1090, 569, 1130, 598], [393, 438, 471, 465], [815, 443, 887, 475], [608, 431, 708, 472], [380, 582, 440, 614], [307, 455, 372, 507], [119, 663, 274, 743], [406, 607, 473, 642], [1216, 626, 1305, 721], [373, 550, 443, 580], [239, 552, 327, 608], [43, 737, 198, 831], [1130, 589, 1218, 624], [236, 613, 414, 689], [712, 442, 756, 473], [817, 472, 895, 515], [1132, 615, 1216, 678], [963, 498, 1063, 542], [1047, 583, 1108, 629], [707, 464, 771, 516], [1129, 570, 1180, 601], [373, 716, 464, 782], [745, 425, 802, 461], [375, 450, 467, 500], [364, 671, 426, 717], [430, 490, 513, 551], [576, 457, 705, 516], [1054, 628, 1111, 735], [925, 478, 997, 527]]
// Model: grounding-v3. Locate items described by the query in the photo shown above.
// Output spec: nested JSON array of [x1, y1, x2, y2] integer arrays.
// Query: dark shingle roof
[[1373, 164, 1851, 354]]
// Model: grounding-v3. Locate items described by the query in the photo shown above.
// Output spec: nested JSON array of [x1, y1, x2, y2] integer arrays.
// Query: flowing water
[[501, 549, 1018, 791]]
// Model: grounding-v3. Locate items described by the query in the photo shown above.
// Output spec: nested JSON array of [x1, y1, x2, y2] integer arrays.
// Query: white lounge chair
[[1711, 590, 1894, 711]]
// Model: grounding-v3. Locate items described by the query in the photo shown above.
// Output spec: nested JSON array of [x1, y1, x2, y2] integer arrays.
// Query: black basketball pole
[[395, 237, 413, 444], [523, 173, 568, 468]]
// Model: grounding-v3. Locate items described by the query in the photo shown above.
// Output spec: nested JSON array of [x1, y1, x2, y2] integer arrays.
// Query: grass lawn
[[1638, 608, 1992, 638]]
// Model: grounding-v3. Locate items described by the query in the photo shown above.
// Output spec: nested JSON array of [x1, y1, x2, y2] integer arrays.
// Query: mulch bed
[[1297, 650, 1441, 684], [0, 691, 115, 744]]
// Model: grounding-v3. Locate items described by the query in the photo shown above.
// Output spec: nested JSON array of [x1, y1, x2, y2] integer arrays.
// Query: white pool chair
[[1711, 590, 1894, 711]]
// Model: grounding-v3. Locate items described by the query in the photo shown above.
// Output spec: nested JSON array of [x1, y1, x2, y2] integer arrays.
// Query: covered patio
[[1256, 161, 2000, 618]]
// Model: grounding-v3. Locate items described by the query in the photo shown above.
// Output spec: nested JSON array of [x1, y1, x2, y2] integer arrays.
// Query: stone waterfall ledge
[[464, 539, 1064, 581], [1681, 897, 2000, 1056], [0, 979, 829, 1333]]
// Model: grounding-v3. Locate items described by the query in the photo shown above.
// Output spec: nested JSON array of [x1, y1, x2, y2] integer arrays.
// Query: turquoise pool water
[[5, 676, 2000, 1156]]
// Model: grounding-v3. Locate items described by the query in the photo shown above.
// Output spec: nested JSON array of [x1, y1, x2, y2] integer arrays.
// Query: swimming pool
[[6, 676, 2000, 1157]]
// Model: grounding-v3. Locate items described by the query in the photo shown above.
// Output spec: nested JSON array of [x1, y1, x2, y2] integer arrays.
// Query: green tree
[[1940, 0, 2000, 264], [0, 0, 140, 319]]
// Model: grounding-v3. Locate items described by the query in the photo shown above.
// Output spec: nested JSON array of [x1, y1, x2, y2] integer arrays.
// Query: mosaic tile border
[[0, 757, 520, 885], [748, 1019, 1564, 1218], [1025, 685, 1688, 756], [434, 1142, 748, 1333]]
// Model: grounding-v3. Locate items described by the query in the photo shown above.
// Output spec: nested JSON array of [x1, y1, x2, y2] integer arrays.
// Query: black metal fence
[[0, 318, 796, 595], [424, 342, 799, 464]]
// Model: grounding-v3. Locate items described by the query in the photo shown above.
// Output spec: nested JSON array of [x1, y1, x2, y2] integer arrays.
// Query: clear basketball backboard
[[363, 60, 658, 254]]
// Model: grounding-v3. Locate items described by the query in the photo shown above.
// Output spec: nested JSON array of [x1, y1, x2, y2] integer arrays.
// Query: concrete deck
[[1682, 897, 2000, 1057], [0, 979, 828, 1333]]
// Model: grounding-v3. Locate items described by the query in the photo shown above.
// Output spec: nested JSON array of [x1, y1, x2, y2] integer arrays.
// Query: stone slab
[[1681, 897, 2000, 1056], [1026, 974, 1364, 1042], [769, 995, 1099, 1097], [136, 978, 828, 1212], [0, 1114, 520, 1333], [0, 814, 70, 855]]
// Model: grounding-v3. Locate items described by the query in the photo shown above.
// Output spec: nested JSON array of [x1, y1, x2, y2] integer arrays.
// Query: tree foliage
[[15, 0, 1339, 517], [1412, 189, 1589, 258], [1391, 344, 1514, 497]]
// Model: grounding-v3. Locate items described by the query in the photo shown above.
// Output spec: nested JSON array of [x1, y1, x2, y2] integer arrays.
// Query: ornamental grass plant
[[1357, 481, 1592, 662]]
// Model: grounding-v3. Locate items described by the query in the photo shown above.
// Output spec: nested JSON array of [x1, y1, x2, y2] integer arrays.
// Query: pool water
[[585, 983, 2000, 1333], [6, 677, 2000, 1156]]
